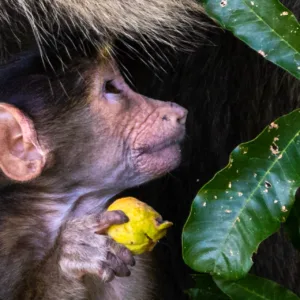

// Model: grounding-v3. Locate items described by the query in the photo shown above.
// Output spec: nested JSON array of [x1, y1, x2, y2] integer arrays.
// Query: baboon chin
[[0, 1, 197, 299]]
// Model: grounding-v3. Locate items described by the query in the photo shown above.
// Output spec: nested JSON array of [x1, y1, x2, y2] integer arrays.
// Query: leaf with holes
[[214, 274, 300, 299], [182, 109, 300, 279], [198, 0, 300, 79]]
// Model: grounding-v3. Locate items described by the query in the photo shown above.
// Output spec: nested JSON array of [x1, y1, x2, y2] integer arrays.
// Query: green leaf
[[199, 0, 300, 79], [182, 109, 300, 279], [186, 274, 230, 299], [214, 274, 300, 299]]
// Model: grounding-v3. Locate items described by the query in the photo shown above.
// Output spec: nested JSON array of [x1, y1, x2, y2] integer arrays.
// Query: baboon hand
[[59, 211, 135, 282]]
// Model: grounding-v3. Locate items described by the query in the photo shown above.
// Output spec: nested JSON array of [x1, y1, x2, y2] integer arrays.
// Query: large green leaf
[[214, 274, 300, 299], [182, 109, 300, 279], [187, 274, 230, 299], [199, 0, 300, 79]]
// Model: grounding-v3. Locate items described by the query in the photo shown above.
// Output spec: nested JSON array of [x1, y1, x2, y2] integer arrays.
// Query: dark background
[[115, 1, 300, 298]]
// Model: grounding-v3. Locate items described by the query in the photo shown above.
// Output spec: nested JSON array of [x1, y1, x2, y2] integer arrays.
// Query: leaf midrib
[[223, 282, 270, 299], [212, 127, 300, 274], [236, 0, 300, 55]]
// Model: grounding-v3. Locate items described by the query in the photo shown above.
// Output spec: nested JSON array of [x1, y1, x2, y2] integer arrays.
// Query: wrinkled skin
[[0, 57, 187, 300], [86, 61, 187, 191]]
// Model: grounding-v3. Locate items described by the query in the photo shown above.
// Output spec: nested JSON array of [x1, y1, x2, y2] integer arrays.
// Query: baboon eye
[[104, 80, 121, 94]]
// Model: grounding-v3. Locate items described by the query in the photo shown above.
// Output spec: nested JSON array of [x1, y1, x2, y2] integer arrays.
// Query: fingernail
[[130, 258, 136, 266], [114, 210, 129, 223], [121, 214, 129, 222]]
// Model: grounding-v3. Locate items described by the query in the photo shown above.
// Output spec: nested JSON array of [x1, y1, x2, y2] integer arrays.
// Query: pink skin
[[0, 59, 188, 291], [88, 60, 188, 190]]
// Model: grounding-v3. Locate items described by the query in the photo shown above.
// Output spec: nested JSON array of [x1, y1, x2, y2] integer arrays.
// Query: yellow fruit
[[107, 197, 173, 255]]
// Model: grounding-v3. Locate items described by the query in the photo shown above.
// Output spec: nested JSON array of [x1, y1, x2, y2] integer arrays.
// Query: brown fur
[[0, 0, 204, 61], [0, 1, 202, 299], [0, 55, 188, 299]]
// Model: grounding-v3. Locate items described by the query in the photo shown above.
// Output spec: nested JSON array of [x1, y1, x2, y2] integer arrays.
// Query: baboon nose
[[167, 102, 188, 125]]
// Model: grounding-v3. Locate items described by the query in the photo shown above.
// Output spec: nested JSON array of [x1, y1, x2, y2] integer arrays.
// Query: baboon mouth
[[143, 139, 181, 154], [139, 131, 185, 155]]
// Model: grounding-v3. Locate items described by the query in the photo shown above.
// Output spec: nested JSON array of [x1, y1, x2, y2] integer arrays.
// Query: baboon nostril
[[161, 102, 188, 125]]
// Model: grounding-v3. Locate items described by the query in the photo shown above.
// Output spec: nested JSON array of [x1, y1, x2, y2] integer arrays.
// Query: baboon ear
[[0, 103, 47, 182]]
